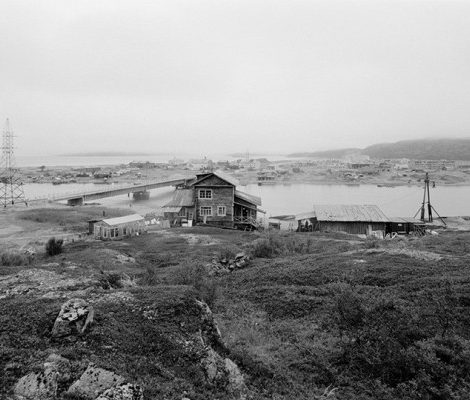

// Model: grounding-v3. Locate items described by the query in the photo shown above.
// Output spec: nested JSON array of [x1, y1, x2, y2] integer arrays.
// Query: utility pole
[[0, 118, 28, 208], [413, 172, 445, 225]]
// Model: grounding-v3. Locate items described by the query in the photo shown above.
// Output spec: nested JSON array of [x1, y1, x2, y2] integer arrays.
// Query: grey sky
[[1, 0, 470, 156]]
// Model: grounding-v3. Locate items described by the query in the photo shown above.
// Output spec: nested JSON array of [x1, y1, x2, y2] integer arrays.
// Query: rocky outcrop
[[195, 299, 223, 349], [14, 354, 71, 400], [95, 383, 144, 400], [196, 300, 248, 399], [201, 347, 247, 399], [66, 364, 126, 399], [51, 298, 94, 338]]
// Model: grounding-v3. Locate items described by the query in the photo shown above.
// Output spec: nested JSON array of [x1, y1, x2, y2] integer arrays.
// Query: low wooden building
[[296, 205, 389, 236], [163, 171, 263, 229], [162, 189, 195, 226], [386, 217, 423, 236], [93, 214, 146, 240]]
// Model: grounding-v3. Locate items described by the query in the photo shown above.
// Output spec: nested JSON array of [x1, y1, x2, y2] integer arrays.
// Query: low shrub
[[169, 261, 220, 308], [249, 236, 284, 258], [364, 237, 381, 249], [98, 272, 136, 289], [140, 266, 159, 286], [45, 237, 63, 256], [333, 284, 470, 398], [0, 251, 30, 266], [217, 247, 239, 262]]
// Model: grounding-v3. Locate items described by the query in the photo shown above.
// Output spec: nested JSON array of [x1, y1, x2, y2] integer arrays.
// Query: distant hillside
[[288, 148, 361, 159], [363, 139, 470, 160], [289, 138, 470, 160]]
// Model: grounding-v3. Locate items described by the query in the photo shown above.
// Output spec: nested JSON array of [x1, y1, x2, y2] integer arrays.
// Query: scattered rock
[[67, 364, 125, 400], [95, 383, 143, 400], [51, 298, 94, 338], [115, 254, 136, 264], [207, 252, 251, 275], [23, 248, 36, 257], [14, 354, 71, 400]]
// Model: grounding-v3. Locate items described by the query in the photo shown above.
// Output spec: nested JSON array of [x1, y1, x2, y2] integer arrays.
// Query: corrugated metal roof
[[163, 189, 194, 207], [102, 214, 144, 226], [296, 205, 389, 222], [235, 190, 262, 206]]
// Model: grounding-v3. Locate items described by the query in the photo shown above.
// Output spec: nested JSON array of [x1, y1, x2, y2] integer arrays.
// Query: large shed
[[296, 204, 389, 235], [93, 214, 146, 240]]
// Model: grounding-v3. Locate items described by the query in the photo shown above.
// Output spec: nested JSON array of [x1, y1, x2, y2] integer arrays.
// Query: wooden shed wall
[[316, 221, 386, 235]]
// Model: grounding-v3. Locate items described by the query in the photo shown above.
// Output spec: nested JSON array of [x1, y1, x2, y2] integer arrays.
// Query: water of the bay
[[24, 182, 470, 218]]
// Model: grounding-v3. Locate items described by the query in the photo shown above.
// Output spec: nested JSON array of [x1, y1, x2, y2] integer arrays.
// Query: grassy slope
[[1, 216, 470, 399]]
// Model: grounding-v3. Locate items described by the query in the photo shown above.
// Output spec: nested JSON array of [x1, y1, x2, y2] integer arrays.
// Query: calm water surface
[[23, 183, 470, 217]]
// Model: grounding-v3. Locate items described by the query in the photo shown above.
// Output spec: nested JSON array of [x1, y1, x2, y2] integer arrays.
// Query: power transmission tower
[[0, 118, 28, 208], [413, 172, 445, 225]]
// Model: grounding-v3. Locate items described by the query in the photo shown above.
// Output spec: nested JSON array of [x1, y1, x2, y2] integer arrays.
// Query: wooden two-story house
[[163, 172, 263, 229]]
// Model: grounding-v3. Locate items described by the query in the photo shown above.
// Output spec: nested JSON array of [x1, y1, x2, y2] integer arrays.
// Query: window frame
[[198, 189, 212, 199], [217, 206, 226, 216], [200, 206, 212, 216]]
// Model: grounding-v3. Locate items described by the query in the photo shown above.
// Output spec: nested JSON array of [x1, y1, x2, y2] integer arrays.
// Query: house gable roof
[[192, 173, 235, 187], [191, 171, 238, 187]]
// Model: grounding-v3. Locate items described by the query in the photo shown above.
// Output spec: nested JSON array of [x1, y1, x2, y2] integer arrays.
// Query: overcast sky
[[1, 0, 470, 156]]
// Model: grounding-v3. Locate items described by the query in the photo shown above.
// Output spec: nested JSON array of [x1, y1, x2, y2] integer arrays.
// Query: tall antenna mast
[[0, 118, 28, 208], [413, 172, 445, 225]]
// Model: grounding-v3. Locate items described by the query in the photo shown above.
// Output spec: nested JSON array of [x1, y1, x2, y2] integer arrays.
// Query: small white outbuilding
[[93, 214, 146, 240]]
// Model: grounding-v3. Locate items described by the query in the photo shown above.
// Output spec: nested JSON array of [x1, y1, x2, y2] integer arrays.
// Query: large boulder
[[95, 383, 144, 400], [13, 354, 71, 400], [66, 364, 125, 399], [51, 298, 94, 338]]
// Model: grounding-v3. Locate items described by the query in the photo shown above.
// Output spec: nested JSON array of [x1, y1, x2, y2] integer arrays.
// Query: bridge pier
[[67, 197, 84, 206], [133, 191, 150, 201]]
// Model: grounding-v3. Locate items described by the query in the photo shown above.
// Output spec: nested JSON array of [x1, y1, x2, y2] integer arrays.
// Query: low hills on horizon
[[289, 138, 470, 161]]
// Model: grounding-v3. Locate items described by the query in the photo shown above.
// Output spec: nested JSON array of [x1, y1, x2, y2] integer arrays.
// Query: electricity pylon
[[0, 118, 27, 207]]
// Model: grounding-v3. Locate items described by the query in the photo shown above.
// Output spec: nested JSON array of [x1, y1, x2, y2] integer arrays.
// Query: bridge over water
[[48, 177, 190, 205]]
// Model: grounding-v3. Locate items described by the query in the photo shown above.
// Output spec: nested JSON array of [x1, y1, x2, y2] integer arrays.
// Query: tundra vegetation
[[0, 207, 469, 399]]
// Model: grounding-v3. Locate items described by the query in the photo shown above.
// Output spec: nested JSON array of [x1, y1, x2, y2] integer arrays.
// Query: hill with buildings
[[289, 138, 470, 160]]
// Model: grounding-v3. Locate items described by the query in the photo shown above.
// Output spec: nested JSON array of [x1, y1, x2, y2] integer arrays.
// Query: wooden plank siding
[[194, 175, 235, 227], [308, 221, 386, 235]]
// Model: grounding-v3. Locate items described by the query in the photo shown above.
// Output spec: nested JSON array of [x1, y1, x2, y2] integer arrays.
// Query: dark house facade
[[163, 172, 262, 229]]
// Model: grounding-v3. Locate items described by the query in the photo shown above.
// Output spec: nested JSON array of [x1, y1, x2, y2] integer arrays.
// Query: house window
[[198, 189, 212, 199], [200, 206, 212, 216], [217, 206, 226, 216]]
